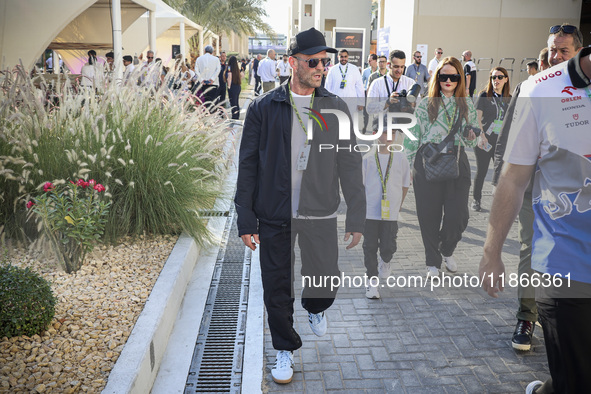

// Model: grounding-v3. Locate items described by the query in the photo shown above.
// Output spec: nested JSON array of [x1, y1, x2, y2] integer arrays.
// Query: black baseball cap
[[288, 27, 337, 56]]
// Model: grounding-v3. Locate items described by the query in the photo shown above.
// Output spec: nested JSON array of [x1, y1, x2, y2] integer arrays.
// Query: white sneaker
[[378, 257, 391, 279], [308, 311, 327, 337], [426, 266, 440, 278], [271, 350, 294, 384], [365, 284, 380, 299], [525, 380, 543, 394], [443, 255, 458, 272]]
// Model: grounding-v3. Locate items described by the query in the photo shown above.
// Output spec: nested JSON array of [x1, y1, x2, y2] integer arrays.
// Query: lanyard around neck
[[339, 64, 348, 80], [441, 98, 457, 130], [375, 150, 393, 199], [289, 83, 315, 144]]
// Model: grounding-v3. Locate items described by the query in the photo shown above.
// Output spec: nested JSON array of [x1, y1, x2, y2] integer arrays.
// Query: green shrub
[[29, 180, 111, 273], [0, 264, 56, 338], [0, 64, 231, 245]]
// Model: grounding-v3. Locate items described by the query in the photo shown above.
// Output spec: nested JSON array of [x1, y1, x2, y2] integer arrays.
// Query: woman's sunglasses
[[491, 75, 506, 80], [549, 24, 577, 34], [293, 57, 331, 68], [439, 73, 461, 82]]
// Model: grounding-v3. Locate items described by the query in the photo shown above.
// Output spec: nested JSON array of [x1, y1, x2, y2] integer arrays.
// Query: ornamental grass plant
[[0, 64, 231, 249]]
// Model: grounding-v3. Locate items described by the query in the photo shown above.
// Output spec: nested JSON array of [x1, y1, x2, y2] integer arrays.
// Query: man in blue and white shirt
[[480, 26, 591, 393]]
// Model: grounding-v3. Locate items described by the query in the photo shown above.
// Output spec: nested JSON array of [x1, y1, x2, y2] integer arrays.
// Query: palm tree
[[165, 0, 274, 53]]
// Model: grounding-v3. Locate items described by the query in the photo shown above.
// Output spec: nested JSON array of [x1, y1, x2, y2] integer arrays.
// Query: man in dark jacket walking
[[235, 27, 366, 384]]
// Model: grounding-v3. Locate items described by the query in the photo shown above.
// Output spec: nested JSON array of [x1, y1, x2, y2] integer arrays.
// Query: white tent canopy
[[123, 0, 202, 63], [0, 0, 155, 73]]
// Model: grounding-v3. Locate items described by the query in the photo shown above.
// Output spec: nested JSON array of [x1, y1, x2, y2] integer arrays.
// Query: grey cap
[[204, 45, 214, 54]]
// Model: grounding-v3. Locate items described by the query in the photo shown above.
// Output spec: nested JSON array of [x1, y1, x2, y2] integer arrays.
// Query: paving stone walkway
[[261, 150, 550, 393]]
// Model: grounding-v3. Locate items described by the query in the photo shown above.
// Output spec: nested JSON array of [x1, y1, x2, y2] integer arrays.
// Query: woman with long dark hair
[[226, 56, 243, 119], [403, 57, 477, 277], [471, 67, 511, 211]]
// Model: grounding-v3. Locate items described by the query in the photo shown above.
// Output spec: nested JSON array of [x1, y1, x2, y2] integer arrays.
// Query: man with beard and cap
[[235, 27, 365, 384]]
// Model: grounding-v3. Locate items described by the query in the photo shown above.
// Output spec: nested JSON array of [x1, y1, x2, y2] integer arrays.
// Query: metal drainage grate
[[198, 210, 230, 218], [185, 211, 249, 393]]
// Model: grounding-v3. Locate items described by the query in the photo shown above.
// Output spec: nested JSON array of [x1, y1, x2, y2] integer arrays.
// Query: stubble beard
[[294, 67, 322, 90]]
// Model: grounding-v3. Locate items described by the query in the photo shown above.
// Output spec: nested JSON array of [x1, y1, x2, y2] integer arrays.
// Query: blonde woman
[[403, 57, 477, 277]]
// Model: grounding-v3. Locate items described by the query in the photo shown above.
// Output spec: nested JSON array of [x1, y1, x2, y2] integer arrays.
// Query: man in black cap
[[235, 27, 365, 384]]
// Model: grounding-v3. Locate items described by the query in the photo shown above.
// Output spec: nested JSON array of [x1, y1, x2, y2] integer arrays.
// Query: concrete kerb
[[102, 123, 242, 394]]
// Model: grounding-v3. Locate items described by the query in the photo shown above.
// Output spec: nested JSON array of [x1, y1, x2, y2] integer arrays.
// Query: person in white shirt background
[[194, 45, 221, 107], [428, 47, 443, 77], [258, 49, 278, 93], [366, 50, 418, 132], [276, 54, 292, 85], [325, 49, 365, 121]]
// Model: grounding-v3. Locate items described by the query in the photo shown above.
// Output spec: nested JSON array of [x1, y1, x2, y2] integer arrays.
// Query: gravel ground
[[0, 234, 177, 393]]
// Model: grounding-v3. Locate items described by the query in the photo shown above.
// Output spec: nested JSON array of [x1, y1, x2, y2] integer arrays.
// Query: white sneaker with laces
[[426, 266, 440, 278], [308, 311, 327, 336], [525, 380, 544, 394], [378, 257, 391, 279], [443, 255, 458, 272], [365, 284, 380, 299], [271, 350, 294, 384]]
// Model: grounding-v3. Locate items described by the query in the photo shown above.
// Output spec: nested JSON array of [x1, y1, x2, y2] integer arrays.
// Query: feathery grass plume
[[0, 63, 232, 245]]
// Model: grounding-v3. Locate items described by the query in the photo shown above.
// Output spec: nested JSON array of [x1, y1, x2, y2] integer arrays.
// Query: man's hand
[[357, 105, 364, 112], [241, 234, 260, 251], [479, 254, 505, 298], [388, 92, 400, 104], [344, 232, 362, 250]]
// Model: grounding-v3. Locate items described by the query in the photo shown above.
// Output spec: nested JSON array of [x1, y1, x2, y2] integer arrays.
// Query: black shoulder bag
[[420, 110, 463, 182]]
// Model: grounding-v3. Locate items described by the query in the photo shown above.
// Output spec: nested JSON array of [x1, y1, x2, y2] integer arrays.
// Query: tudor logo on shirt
[[565, 114, 589, 128]]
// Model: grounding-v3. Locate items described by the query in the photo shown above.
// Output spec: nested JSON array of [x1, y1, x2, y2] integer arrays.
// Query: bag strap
[[437, 107, 462, 150]]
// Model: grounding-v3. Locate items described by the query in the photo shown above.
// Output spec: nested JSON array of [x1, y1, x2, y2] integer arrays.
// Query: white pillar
[[112, 0, 123, 84], [199, 29, 204, 56], [179, 22, 186, 60], [215, 37, 219, 55], [149, 10, 157, 54]]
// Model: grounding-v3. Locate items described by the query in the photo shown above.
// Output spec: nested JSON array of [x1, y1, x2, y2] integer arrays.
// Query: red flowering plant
[[27, 179, 111, 273]]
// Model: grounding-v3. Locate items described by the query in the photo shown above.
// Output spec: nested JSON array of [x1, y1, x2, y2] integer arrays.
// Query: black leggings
[[228, 84, 241, 119], [473, 132, 498, 201]]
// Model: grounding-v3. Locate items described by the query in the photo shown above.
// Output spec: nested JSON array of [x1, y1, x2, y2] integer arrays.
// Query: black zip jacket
[[235, 80, 366, 236]]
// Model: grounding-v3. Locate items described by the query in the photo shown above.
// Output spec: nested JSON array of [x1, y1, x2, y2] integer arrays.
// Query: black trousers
[[473, 132, 498, 202], [254, 75, 261, 94], [412, 147, 471, 268], [535, 285, 591, 393], [228, 84, 241, 119], [217, 82, 227, 103], [259, 218, 340, 351], [362, 220, 398, 277]]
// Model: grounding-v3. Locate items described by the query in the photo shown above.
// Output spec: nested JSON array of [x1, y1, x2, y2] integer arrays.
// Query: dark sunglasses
[[415, 55, 422, 58], [439, 73, 461, 82], [549, 24, 577, 34], [437, 51, 443, 54], [491, 75, 506, 80], [294, 57, 330, 68], [147, 56, 154, 59]]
